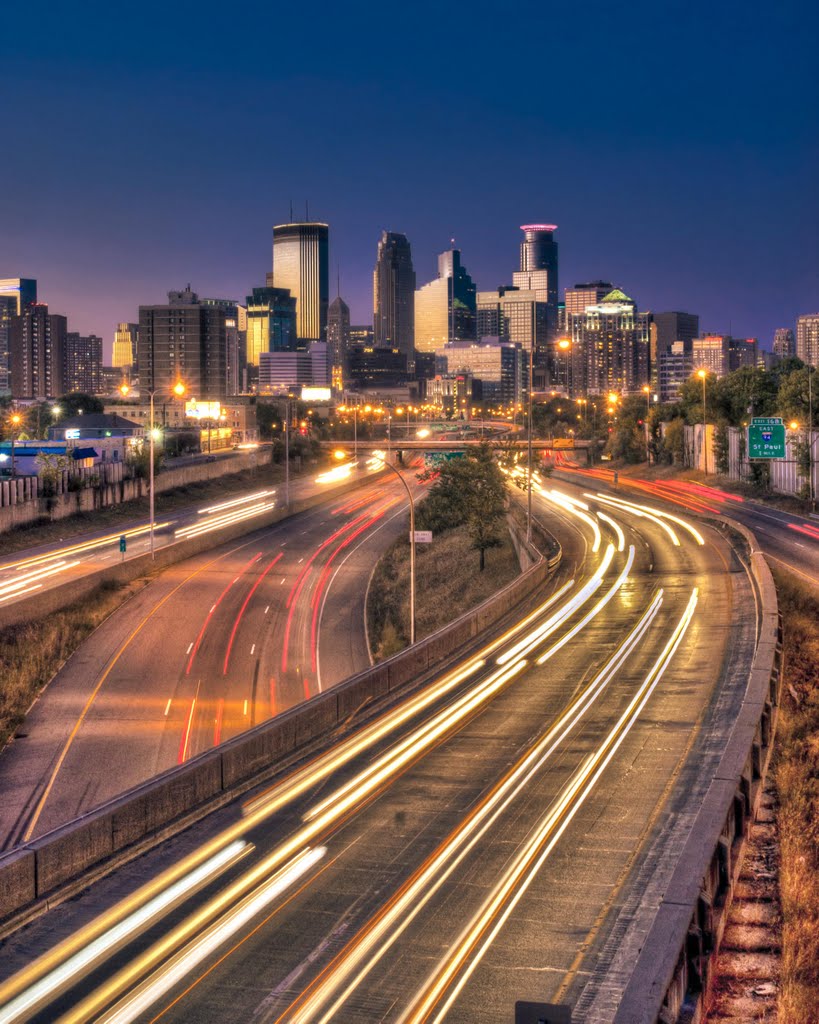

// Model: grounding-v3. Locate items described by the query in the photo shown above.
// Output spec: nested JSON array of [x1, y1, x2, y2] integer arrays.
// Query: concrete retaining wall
[[0, 500, 560, 930], [613, 521, 781, 1024], [0, 450, 271, 535]]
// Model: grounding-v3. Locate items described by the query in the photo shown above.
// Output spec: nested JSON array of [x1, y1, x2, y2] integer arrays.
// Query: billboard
[[185, 399, 222, 420], [301, 387, 331, 402]]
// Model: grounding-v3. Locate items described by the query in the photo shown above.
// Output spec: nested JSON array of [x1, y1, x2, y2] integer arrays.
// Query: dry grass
[[0, 578, 147, 751], [772, 569, 819, 1023], [367, 525, 521, 659]]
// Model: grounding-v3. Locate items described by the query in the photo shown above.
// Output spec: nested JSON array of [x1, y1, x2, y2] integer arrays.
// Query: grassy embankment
[[773, 569, 819, 1022], [0, 578, 149, 751], [367, 526, 521, 660]]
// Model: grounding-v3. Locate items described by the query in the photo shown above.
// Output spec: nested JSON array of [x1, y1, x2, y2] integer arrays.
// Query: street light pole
[[642, 384, 651, 464], [149, 390, 156, 558], [527, 346, 534, 545], [698, 369, 708, 474], [9, 413, 21, 478], [284, 397, 290, 506], [378, 457, 416, 645]]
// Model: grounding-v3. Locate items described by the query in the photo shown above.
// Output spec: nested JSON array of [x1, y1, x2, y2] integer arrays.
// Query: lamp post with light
[[697, 369, 708, 474], [121, 380, 185, 558], [9, 413, 21, 478], [557, 337, 571, 397], [642, 384, 651, 463]]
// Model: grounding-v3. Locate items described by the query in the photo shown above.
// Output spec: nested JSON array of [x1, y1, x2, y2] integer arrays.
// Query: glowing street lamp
[[557, 337, 571, 397], [9, 412, 21, 477], [121, 380, 185, 557]]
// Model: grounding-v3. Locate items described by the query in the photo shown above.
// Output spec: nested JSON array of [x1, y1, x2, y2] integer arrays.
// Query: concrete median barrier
[[112, 752, 223, 851], [0, 849, 35, 919], [220, 715, 297, 790], [31, 811, 115, 896]]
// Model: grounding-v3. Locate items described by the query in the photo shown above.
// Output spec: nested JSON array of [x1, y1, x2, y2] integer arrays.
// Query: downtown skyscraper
[[9, 302, 66, 399], [512, 224, 559, 343], [415, 249, 476, 353], [373, 231, 416, 371], [270, 222, 329, 346]]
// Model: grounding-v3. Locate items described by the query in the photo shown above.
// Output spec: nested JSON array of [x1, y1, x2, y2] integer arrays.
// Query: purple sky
[[3, 0, 818, 362]]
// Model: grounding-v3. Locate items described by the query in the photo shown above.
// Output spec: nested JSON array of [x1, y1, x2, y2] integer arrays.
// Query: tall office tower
[[112, 322, 139, 371], [477, 286, 549, 359], [64, 333, 103, 394], [435, 341, 524, 406], [9, 302, 66, 398], [415, 248, 476, 353], [327, 295, 351, 391], [138, 286, 228, 400], [692, 335, 731, 377], [657, 341, 694, 402], [245, 287, 298, 366], [796, 315, 819, 367], [349, 325, 374, 347], [563, 282, 613, 320], [650, 311, 699, 391], [373, 231, 416, 371], [728, 337, 758, 371], [201, 297, 248, 394], [652, 311, 700, 355], [271, 222, 329, 345], [0, 296, 15, 394], [512, 225, 558, 342], [773, 328, 795, 359], [0, 278, 37, 392], [569, 289, 651, 397]]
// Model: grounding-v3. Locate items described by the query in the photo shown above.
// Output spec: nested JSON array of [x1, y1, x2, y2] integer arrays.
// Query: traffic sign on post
[[748, 417, 786, 460], [119, 535, 127, 553]]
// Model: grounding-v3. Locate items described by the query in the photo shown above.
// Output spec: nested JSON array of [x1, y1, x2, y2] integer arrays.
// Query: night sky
[[3, 0, 817, 360]]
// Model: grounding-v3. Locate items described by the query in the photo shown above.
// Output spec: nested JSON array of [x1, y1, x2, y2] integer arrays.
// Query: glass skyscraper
[[374, 231, 416, 371], [414, 249, 476, 353], [271, 222, 329, 345]]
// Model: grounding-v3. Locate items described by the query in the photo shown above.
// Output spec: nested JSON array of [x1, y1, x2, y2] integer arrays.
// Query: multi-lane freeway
[[0, 472, 756, 1023], [0, 459, 427, 849], [0, 455, 386, 611], [553, 460, 819, 590]]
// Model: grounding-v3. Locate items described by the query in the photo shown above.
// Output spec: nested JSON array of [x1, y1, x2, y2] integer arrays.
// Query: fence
[[684, 423, 818, 498], [0, 449, 271, 535]]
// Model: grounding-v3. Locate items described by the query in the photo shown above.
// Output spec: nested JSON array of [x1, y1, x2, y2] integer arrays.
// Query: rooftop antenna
[[289, 200, 293, 222], [337, 266, 341, 298]]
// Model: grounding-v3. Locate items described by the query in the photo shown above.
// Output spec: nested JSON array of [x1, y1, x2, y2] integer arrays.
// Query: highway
[[0, 455, 386, 610], [0, 460, 426, 849], [0, 474, 756, 1023], [555, 461, 819, 590]]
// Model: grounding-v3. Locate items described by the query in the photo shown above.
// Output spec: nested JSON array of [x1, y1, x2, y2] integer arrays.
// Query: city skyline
[[2, 0, 816, 360]]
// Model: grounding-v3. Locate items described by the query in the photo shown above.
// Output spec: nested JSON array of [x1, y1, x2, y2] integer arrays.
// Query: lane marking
[[163, 699, 172, 717]]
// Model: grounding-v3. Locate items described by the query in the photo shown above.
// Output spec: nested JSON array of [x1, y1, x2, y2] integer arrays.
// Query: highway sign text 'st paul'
[[747, 417, 786, 460]]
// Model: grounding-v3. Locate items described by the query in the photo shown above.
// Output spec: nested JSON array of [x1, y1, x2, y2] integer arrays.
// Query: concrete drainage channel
[[0, 503, 560, 937]]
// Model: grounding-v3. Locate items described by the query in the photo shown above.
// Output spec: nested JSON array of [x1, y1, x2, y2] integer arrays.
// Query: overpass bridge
[[319, 438, 596, 461]]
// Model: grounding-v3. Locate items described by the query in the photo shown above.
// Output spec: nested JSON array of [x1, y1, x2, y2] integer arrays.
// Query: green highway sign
[[748, 419, 786, 460], [119, 535, 127, 553], [423, 451, 466, 467]]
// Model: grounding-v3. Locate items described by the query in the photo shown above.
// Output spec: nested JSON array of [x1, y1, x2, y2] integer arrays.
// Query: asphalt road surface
[[0, 464, 425, 849], [0, 457, 385, 610], [556, 461, 819, 591], [0, 475, 756, 1024]]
